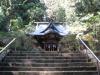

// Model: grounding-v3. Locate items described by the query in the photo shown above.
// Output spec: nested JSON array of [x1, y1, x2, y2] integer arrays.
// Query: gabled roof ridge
[[41, 22, 59, 33]]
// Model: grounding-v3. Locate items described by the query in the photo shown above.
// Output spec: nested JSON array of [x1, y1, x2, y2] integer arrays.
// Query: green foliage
[[0, 15, 9, 31], [54, 7, 66, 22], [0, 32, 11, 37], [85, 15, 100, 24], [75, 0, 100, 16], [8, 30, 34, 50], [75, 0, 100, 51], [11, 2, 46, 24], [10, 17, 23, 31], [28, 3, 46, 22], [0, 6, 8, 31], [75, 0, 100, 34], [0, 0, 46, 32], [60, 34, 78, 52]]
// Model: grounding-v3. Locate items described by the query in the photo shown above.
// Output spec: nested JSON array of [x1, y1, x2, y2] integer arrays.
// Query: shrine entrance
[[35, 32, 61, 51], [43, 43, 58, 51], [28, 22, 69, 51]]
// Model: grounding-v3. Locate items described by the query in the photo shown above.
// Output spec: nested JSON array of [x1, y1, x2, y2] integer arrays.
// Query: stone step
[[8, 52, 81, 55], [6, 56, 85, 59], [0, 71, 98, 75], [7, 54, 60, 56], [3, 56, 87, 60], [9, 51, 61, 54], [7, 53, 83, 56], [0, 62, 94, 67], [0, 66, 97, 71], [9, 51, 58, 53], [3, 59, 89, 63], [0, 62, 94, 66], [10, 50, 80, 53], [5, 56, 87, 59], [0, 49, 98, 75]]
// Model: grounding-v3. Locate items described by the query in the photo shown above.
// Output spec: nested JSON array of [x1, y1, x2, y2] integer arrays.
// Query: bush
[[59, 34, 78, 52]]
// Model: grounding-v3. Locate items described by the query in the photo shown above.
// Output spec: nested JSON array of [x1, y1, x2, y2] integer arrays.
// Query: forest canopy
[[0, 0, 46, 31]]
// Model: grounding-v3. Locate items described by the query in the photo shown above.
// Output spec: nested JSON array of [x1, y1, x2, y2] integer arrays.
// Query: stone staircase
[[0, 49, 98, 75]]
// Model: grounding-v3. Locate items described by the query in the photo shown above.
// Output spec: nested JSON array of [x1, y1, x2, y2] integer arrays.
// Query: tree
[[54, 7, 66, 22], [75, 0, 100, 51], [0, 0, 46, 32], [75, 0, 100, 16]]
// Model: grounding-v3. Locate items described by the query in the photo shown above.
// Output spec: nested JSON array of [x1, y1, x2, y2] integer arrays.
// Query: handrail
[[0, 38, 16, 54], [78, 37, 100, 74], [78, 37, 100, 63]]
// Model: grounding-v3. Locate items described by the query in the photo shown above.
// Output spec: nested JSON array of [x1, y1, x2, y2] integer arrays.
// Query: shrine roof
[[28, 22, 69, 36]]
